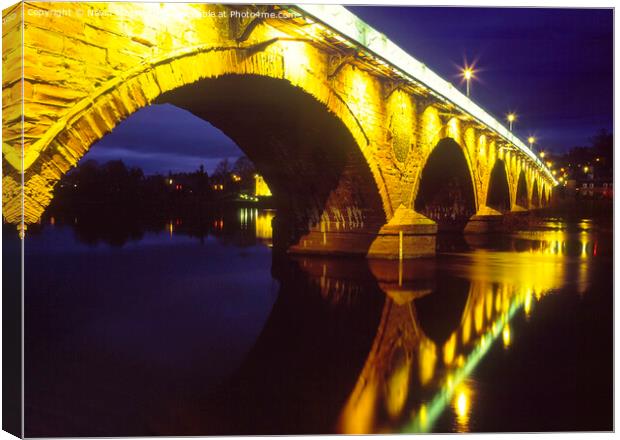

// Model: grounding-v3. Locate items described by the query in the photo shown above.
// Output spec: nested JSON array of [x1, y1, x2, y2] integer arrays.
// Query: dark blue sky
[[88, 6, 613, 175]]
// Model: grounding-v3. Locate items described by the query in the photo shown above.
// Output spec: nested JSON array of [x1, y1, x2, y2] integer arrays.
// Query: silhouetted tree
[[212, 158, 231, 179]]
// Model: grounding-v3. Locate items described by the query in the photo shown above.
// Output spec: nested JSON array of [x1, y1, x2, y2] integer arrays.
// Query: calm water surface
[[22, 209, 612, 436]]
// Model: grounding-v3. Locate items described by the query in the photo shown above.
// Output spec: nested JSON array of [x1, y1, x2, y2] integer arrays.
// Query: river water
[[20, 208, 612, 436]]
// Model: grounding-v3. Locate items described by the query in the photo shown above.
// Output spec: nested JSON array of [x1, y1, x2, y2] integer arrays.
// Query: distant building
[[254, 174, 272, 197], [575, 178, 613, 200]]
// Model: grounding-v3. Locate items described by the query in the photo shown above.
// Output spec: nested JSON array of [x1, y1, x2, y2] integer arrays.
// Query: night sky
[[88, 5, 613, 175]]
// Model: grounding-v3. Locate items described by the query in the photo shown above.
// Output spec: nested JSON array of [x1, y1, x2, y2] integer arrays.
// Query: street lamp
[[462, 67, 474, 97], [528, 136, 536, 151], [507, 113, 516, 131]]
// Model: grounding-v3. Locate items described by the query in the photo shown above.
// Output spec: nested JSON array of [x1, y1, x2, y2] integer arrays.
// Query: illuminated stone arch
[[15, 47, 391, 224], [413, 137, 478, 230], [410, 110, 479, 208]]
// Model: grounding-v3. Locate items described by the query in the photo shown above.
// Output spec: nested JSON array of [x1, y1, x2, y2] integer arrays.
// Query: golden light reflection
[[452, 383, 472, 432], [495, 291, 502, 312], [524, 290, 533, 318], [386, 349, 412, 418], [418, 339, 437, 385], [502, 324, 511, 348], [418, 404, 428, 430], [474, 300, 484, 334], [443, 332, 457, 366], [240, 208, 248, 229], [255, 209, 274, 244], [485, 289, 493, 320], [339, 378, 378, 434], [337, 223, 597, 434], [462, 314, 472, 345]]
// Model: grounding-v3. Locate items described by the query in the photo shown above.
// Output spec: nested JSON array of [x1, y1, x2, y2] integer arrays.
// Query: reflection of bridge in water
[[26, 210, 604, 435], [295, 229, 599, 434]]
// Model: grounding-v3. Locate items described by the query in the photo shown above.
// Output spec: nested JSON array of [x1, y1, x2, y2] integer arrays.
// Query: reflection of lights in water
[[452, 383, 472, 432], [340, 221, 599, 434], [339, 379, 378, 434], [168, 221, 173, 237], [578, 220, 592, 231], [418, 339, 436, 386], [577, 261, 589, 296], [513, 227, 599, 260], [474, 300, 484, 334], [404, 293, 525, 434], [255, 210, 275, 243], [502, 324, 511, 348], [240, 208, 248, 230], [456, 392, 468, 416], [461, 314, 471, 345], [386, 347, 411, 418], [524, 290, 533, 318], [446, 374, 454, 391], [418, 404, 428, 430], [580, 239, 589, 258], [443, 333, 456, 366], [485, 289, 493, 320]]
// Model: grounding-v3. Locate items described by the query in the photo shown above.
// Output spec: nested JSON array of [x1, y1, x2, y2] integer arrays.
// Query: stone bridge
[[2, 2, 557, 257]]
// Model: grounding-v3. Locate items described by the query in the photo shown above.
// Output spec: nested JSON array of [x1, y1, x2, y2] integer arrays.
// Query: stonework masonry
[[2, 2, 555, 257]]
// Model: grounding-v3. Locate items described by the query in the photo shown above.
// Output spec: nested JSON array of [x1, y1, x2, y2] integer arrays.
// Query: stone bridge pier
[[2, 3, 556, 257]]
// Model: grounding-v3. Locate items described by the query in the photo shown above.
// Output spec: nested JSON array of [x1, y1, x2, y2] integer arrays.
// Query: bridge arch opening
[[541, 186, 548, 207], [515, 170, 528, 209], [44, 74, 388, 253], [414, 138, 476, 231], [486, 159, 511, 213], [531, 180, 540, 208]]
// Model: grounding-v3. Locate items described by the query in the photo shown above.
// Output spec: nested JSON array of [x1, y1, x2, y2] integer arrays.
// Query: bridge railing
[[293, 4, 557, 186]]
